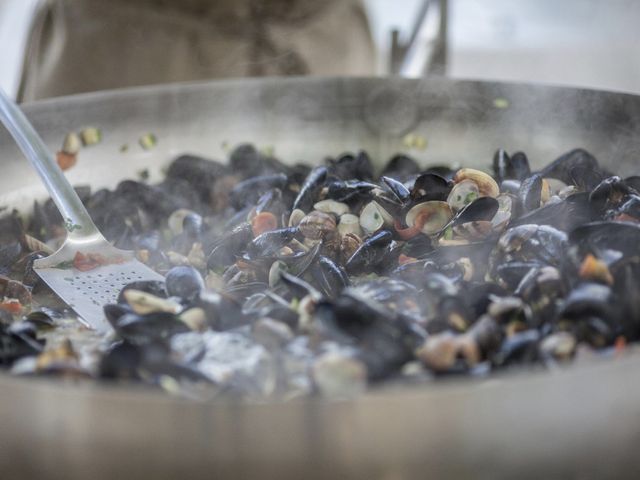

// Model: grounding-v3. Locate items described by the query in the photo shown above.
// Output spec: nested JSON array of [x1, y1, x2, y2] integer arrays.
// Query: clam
[[337, 213, 362, 238], [491, 194, 514, 230], [299, 211, 337, 240], [313, 199, 350, 216], [268, 260, 288, 288], [288, 208, 306, 227], [359, 201, 393, 234], [453, 168, 500, 198], [340, 233, 362, 264], [405, 201, 453, 235], [447, 180, 480, 211]]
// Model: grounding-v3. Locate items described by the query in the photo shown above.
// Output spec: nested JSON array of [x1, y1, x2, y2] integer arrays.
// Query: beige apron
[[19, 0, 375, 101]]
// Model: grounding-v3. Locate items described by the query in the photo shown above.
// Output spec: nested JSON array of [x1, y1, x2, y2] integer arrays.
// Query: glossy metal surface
[[1, 77, 640, 479], [0, 88, 163, 330]]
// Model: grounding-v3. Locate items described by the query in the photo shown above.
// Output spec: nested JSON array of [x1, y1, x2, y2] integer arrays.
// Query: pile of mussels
[[2, 144, 640, 399]]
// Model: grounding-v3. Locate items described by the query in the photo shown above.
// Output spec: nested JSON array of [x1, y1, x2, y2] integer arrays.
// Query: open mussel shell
[[410, 173, 452, 202], [345, 230, 393, 275], [452, 221, 494, 241], [449, 197, 500, 241], [452, 197, 499, 226], [405, 201, 453, 235]]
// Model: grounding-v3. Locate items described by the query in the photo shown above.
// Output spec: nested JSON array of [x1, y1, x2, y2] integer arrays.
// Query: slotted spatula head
[[34, 240, 164, 331], [0, 87, 164, 331]]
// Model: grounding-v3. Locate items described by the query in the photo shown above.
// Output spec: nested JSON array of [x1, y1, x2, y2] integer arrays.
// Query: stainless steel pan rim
[[1, 76, 640, 479]]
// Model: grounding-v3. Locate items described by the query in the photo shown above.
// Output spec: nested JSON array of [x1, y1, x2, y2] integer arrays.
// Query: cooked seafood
[[1, 143, 639, 399]]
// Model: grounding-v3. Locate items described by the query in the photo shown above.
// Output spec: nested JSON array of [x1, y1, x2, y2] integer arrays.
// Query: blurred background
[[1, 0, 640, 101]]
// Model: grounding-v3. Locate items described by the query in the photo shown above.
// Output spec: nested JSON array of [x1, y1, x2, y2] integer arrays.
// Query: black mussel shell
[[165, 266, 205, 300], [309, 256, 350, 299], [292, 166, 328, 212], [166, 154, 227, 204], [494, 149, 531, 183], [380, 176, 410, 204], [381, 154, 420, 181], [517, 173, 543, 214], [569, 221, 640, 256], [246, 227, 298, 259], [491, 330, 540, 368], [206, 223, 253, 269], [541, 148, 605, 190], [229, 173, 288, 210], [326, 179, 377, 203], [345, 230, 393, 275], [511, 192, 592, 232], [410, 173, 452, 202], [112, 312, 191, 345], [327, 151, 374, 181], [453, 196, 499, 226]]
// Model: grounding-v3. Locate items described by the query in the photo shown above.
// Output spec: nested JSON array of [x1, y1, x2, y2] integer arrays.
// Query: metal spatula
[[0, 88, 164, 331]]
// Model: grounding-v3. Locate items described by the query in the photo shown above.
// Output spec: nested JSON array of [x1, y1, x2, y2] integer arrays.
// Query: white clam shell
[[359, 201, 392, 234], [491, 194, 513, 229], [313, 199, 350, 216], [288, 208, 306, 227], [453, 168, 499, 198], [405, 201, 453, 235], [337, 213, 363, 237], [447, 180, 480, 211], [268, 260, 288, 288]]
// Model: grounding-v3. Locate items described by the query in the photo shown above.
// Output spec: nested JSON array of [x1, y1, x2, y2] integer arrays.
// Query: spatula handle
[[0, 88, 100, 240]]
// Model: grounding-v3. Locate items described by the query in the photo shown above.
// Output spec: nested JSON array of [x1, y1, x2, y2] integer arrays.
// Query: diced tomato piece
[[56, 151, 77, 171]]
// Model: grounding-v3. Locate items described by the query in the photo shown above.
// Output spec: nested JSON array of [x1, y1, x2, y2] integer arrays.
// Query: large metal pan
[[1, 77, 640, 479]]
